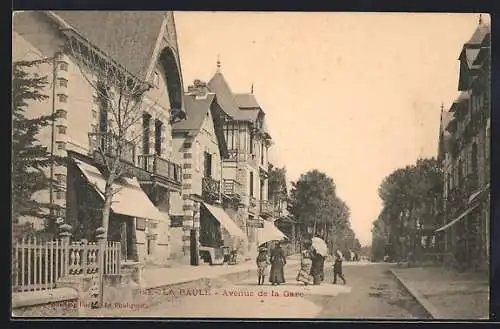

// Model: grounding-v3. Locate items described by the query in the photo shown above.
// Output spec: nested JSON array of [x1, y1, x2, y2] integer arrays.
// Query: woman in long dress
[[296, 247, 314, 285], [269, 242, 287, 285]]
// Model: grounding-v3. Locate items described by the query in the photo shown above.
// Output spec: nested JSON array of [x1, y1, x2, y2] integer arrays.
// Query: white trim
[[144, 15, 168, 82]]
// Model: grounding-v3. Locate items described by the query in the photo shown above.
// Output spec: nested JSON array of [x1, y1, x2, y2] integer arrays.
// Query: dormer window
[[57, 94, 68, 103], [58, 61, 68, 72], [57, 78, 68, 88]]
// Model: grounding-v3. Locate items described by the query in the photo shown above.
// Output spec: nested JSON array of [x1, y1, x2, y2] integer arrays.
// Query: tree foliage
[[288, 169, 359, 254], [12, 59, 64, 235], [375, 157, 443, 260], [268, 164, 288, 203]]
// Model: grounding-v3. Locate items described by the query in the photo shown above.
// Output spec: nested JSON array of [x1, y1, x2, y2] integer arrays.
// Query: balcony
[[259, 200, 274, 218], [222, 179, 242, 200], [137, 154, 182, 188], [202, 177, 221, 203], [88, 132, 135, 164]]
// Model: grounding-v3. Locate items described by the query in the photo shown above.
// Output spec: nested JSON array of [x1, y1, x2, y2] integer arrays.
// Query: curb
[[389, 268, 444, 319]]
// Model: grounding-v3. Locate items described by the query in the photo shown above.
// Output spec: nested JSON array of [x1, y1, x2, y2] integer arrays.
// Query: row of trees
[[268, 167, 361, 256], [371, 158, 443, 261]]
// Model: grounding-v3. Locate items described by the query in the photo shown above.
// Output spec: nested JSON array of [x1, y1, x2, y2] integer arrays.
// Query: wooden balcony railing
[[226, 149, 246, 162], [88, 132, 135, 164], [259, 200, 274, 217], [137, 154, 182, 185], [222, 179, 242, 198], [202, 177, 221, 203]]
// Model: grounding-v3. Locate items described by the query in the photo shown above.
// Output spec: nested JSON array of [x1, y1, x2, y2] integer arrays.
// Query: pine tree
[[12, 59, 64, 237]]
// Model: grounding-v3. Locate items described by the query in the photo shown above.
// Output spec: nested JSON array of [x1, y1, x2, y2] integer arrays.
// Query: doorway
[[108, 214, 136, 261]]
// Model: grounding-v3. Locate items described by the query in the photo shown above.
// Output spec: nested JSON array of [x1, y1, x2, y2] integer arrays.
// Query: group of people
[[256, 242, 287, 285], [255, 240, 347, 286], [295, 241, 346, 286]]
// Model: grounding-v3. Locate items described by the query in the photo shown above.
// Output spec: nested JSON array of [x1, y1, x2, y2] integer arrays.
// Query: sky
[[174, 12, 489, 246]]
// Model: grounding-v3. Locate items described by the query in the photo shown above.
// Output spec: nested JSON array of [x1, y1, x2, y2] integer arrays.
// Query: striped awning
[[435, 203, 481, 233]]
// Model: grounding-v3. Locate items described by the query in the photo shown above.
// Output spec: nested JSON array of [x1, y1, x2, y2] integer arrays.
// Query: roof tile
[[54, 11, 166, 80]]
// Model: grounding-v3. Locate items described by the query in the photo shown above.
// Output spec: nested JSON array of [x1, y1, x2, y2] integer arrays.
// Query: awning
[[260, 220, 288, 245], [74, 159, 168, 222], [201, 202, 247, 240], [435, 203, 481, 232], [468, 184, 490, 204]]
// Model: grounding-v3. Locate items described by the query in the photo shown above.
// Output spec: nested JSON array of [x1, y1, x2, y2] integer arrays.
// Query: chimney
[[187, 79, 210, 98]]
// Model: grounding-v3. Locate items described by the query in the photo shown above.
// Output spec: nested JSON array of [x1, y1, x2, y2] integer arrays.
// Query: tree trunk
[[102, 188, 113, 239]]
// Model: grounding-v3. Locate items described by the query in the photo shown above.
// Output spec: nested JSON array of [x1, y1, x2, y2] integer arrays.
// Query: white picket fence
[[12, 237, 121, 293]]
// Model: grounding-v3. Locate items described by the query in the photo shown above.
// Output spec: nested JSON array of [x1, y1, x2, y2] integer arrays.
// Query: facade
[[12, 11, 187, 265], [436, 17, 490, 269], [207, 69, 274, 256], [171, 80, 247, 263]]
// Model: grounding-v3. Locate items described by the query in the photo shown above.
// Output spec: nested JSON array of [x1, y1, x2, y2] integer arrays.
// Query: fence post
[[96, 226, 106, 308], [59, 224, 72, 277]]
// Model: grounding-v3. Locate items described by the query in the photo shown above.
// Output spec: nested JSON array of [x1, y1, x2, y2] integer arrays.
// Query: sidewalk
[[390, 266, 489, 319], [141, 257, 301, 289]]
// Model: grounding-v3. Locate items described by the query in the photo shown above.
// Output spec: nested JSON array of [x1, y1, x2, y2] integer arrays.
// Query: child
[[256, 248, 270, 285], [333, 249, 346, 285]]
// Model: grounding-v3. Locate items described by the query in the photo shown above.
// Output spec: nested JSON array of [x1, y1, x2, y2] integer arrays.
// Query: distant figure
[[256, 248, 270, 285], [296, 244, 314, 285], [333, 249, 346, 285], [269, 242, 287, 285]]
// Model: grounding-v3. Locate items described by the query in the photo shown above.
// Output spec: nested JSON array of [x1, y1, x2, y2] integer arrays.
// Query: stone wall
[[12, 288, 79, 317]]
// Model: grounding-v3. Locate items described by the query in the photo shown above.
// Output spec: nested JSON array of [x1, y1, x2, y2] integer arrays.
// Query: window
[[55, 190, 64, 200], [56, 174, 66, 186], [194, 142, 200, 171], [249, 171, 254, 197], [57, 94, 68, 103], [56, 109, 67, 119], [250, 131, 254, 154], [92, 110, 97, 119], [155, 120, 163, 155], [147, 238, 152, 255], [261, 143, 264, 165], [472, 143, 478, 173], [99, 103, 108, 133], [204, 152, 212, 178], [142, 113, 151, 154], [457, 160, 463, 187], [153, 71, 160, 88], [56, 142, 66, 150], [57, 78, 68, 87], [58, 61, 68, 71], [57, 125, 67, 134]]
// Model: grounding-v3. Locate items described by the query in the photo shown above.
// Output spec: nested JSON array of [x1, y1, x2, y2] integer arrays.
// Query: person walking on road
[[333, 249, 346, 285], [296, 243, 314, 285], [269, 242, 287, 285], [256, 248, 270, 285], [310, 248, 325, 285]]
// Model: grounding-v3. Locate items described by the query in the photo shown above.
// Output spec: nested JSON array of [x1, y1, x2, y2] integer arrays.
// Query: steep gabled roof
[[234, 93, 261, 109], [51, 11, 166, 80], [207, 72, 239, 117], [232, 109, 260, 122], [172, 93, 216, 132], [465, 23, 491, 46]]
